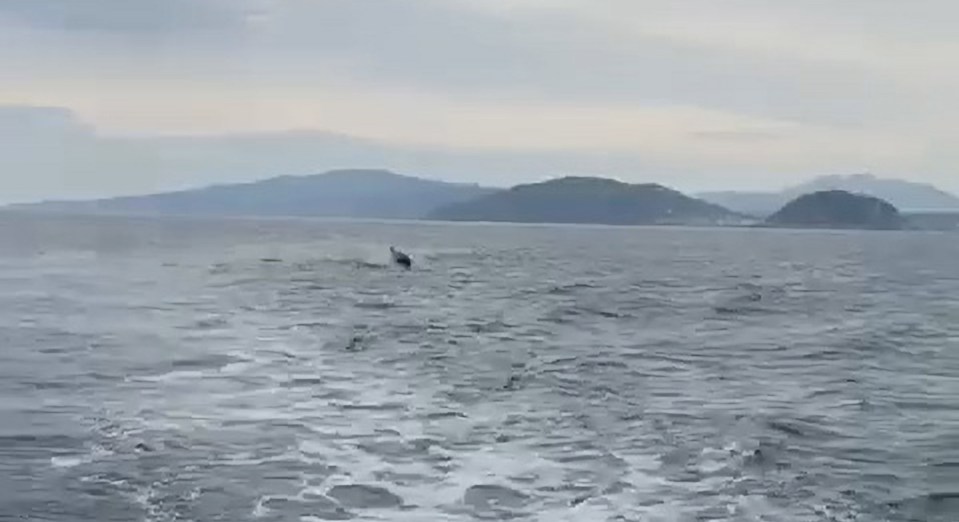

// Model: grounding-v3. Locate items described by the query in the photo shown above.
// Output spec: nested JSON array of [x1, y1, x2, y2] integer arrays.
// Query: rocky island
[[764, 190, 906, 230], [428, 176, 745, 226]]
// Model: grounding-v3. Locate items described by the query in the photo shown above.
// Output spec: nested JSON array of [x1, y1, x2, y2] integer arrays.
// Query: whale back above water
[[389, 246, 412, 268]]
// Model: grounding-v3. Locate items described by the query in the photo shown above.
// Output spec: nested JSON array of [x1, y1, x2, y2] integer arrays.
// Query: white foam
[[251, 495, 271, 518], [50, 455, 85, 469], [125, 368, 207, 384], [50, 444, 113, 469]]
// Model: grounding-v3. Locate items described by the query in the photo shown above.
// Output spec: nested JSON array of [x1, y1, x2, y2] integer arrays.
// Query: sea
[[1, 212, 957, 522]]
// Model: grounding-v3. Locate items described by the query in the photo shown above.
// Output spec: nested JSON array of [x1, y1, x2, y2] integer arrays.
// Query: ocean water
[[1, 212, 957, 522]]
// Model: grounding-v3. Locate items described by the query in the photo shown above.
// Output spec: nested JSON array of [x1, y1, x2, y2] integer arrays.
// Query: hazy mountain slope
[[11, 169, 498, 219], [699, 174, 959, 215], [690, 191, 783, 217], [787, 174, 959, 210]]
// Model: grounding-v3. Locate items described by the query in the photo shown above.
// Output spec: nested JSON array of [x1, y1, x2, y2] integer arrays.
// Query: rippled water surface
[[1, 213, 957, 522]]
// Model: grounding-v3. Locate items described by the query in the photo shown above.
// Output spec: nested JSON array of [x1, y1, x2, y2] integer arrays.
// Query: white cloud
[[0, 0, 257, 35], [0, 0, 958, 197]]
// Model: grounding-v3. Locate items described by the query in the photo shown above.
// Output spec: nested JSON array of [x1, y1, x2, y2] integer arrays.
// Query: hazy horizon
[[3, 1, 959, 203]]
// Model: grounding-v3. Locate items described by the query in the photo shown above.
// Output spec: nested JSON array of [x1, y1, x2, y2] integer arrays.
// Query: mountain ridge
[[699, 173, 959, 215], [428, 176, 747, 226], [8, 169, 958, 230], [8, 169, 497, 220]]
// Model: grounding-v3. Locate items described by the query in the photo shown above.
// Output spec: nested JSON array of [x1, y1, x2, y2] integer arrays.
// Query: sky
[[1, 0, 958, 203]]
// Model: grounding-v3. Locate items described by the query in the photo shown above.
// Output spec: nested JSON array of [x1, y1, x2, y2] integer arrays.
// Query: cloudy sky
[[1, 0, 957, 202]]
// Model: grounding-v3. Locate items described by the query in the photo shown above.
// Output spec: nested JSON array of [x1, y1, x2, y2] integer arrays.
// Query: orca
[[389, 246, 412, 269]]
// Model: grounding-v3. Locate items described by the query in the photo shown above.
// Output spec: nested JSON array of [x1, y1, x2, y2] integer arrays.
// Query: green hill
[[429, 176, 744, 226], [765, 190, 905, 230]]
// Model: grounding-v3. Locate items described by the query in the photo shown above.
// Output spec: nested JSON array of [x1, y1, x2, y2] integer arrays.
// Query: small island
[[764, 190, 906, 230], [428, 176, 745, 226]]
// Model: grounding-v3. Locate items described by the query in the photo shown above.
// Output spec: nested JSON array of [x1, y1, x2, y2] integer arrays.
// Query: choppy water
[[1, 212, 957, 522]]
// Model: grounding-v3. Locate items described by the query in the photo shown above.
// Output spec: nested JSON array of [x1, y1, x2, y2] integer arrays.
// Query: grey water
[[1, 212, 957, 522]]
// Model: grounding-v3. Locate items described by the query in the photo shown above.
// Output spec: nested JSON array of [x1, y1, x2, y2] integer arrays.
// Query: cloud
[[0, 0, 255, 35], [0, 104, 92, 136], [0, 104, 643, 203], [0, 0, 909, 126], [209, 0, 905, 128], [0, 0, 958, 197], [0, 104, 943, 206]]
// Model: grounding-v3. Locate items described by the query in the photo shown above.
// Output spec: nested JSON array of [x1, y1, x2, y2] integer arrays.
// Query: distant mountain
[[10, 169, 498, 220], [764, 190, 905, 230], [0, 104, 714, 206], [692, 191, 784, 217], [699, 174, 959, 215], [429, 176, 745, 226], [790, 174, 959, 210]]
